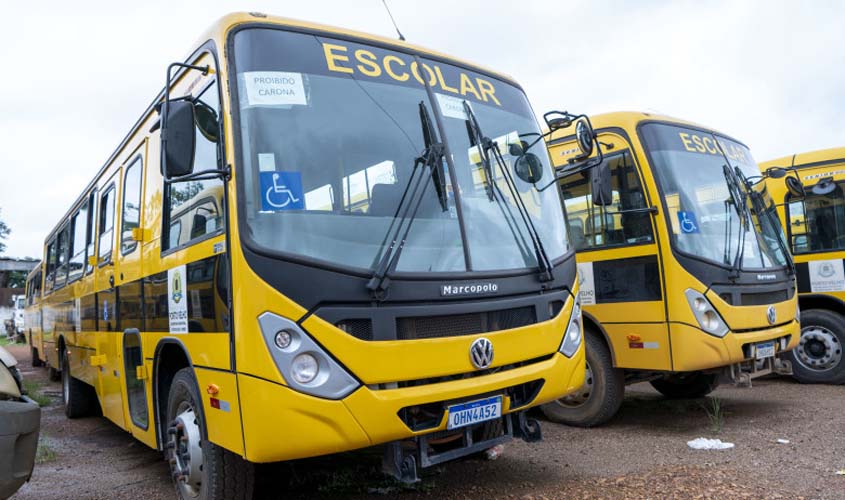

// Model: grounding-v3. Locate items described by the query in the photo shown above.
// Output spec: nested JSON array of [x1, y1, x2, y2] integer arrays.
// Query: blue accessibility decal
[[260, 171, 304, 211], [677, 211, 699, 234]]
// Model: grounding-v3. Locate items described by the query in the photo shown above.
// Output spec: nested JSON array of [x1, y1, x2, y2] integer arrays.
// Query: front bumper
[[0, 398, 40, 499], [238, 348, 585, 463], [670, 319, 800, 372]]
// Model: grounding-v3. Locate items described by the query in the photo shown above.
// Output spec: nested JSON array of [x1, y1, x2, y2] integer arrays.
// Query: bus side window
[[99, 185, 116, 264], [54, 224, 70, 288], [45, 239, 56, 291], [560, 150, 652, 250], [121, 157, 143, 255], [85, 189, 97, 274], [163, 80, 223, 252], [68, 201, 89, 282]]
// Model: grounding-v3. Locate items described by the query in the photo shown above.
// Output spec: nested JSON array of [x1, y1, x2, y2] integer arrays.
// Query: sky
[[1, 0, 844, 258]]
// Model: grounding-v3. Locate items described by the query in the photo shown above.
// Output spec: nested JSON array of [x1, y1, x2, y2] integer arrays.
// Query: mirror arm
[[165, 165, 231, 185]]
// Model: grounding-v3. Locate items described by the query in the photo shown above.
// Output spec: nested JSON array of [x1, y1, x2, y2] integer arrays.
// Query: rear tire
[[650, 372, 719, 399], [787, 309, 845, 384], [31, 346, 43, 367], [541, 332, 624, 427], [166, 368, 255, 500], [61, 349, 99, 418], [48, 365, 60, 381]]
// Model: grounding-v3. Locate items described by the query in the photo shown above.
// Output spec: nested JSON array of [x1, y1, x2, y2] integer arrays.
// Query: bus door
[[94, 168, 126, 428], [115, 148, 154, 442], [557, 143, 671, 370]]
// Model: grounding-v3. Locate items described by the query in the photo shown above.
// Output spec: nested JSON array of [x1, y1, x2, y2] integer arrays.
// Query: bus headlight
[[291, 353, 319, 384], [560, 298, 582, 358], [258, 312, 359, 399], [684, 289, 729, 338]]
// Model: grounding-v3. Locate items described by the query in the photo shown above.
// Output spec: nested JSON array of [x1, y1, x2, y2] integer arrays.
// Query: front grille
[[369, 354, 554, 390], [396, 379, 545, 432], [740, 290, 789, 306], [336, 319, 373, 341], [396, 306, 537, 340]]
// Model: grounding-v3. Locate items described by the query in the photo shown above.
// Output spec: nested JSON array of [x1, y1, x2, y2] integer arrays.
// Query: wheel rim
[[795, 325, 842, 372], [556, 361, 594, 408], [167, 405, 204, 498]]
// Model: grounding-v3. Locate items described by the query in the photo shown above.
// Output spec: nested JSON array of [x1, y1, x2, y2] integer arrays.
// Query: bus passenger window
[[121, 158, 143, 255], [99, 186, 116, 263], [55, 225, 70, 288], [560, 150, 653, 250], [44, 239, 56, 291], [68, 202, 88, 282], [164, 81, 223, 252]]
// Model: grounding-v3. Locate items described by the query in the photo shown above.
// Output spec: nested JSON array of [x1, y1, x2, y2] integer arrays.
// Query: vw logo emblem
[[767, 305, 777, 325], [469, 337, 494, 369]]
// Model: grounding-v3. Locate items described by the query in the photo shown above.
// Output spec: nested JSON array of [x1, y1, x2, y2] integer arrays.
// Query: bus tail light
[[559, 298, 582, 358], [684, 289, 729, 338], [258, 312, 359, 399]]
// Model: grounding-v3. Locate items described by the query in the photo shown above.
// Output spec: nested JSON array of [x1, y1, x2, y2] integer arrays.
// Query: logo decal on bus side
[[168, 265, 189, 334]]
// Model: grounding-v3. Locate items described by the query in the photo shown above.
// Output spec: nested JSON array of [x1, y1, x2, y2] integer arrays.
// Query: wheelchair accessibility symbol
[[676, 211, 699, 234], [259, 171, 304, 211]]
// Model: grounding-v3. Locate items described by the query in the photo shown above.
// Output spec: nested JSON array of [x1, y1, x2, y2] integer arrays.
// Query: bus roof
[[549, 111, 744, 145], [760, 147, 845, 170], [42, 12, 521, 246]]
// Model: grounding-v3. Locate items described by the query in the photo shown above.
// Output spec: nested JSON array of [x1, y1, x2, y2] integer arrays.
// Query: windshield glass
[[232, 28, 567, 273], [640, 123, 786, 269]]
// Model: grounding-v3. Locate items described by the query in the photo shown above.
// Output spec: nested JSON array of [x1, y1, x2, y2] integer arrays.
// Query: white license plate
[[446, 396, 502, 430], [755, 341, 776, 360]]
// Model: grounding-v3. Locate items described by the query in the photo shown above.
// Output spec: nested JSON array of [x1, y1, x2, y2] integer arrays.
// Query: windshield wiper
[[462, 101, 554, 281], [366, 102, 447, 298], [735, 169, 796, 277], [722, 164, 750, 279]]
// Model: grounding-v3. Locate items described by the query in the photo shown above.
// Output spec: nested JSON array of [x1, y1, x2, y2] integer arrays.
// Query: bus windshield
[[640, 123, 786, 270], [231, 28, 567, 273]]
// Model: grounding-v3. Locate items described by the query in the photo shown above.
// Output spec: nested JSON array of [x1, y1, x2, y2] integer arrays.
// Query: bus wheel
[[31, 346, 43, 367], [166, 368, 255, 500], [541, 333, 624, 427], [48, 365, 61, 382], [650, 372, 719, 399], [62, 349, 98, 418], [787, 309, 845, 384]]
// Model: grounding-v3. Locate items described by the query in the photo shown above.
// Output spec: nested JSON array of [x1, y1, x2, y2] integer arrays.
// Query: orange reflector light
[[206, 384, 220, 395]]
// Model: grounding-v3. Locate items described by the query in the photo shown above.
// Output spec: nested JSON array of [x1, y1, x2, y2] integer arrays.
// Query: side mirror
[[766, 167, 787, 179], [590, 160, 613, 206], [575, 119, 595, 158], [514, 153, 544, 184], [194, 100, 219, 143], [162, 99, 196, 179], [786, 176, 805, 199]]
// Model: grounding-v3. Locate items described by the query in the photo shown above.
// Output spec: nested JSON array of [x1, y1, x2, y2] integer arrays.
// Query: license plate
[[756, 341, 776, 360], [446, 396, 502, 430]]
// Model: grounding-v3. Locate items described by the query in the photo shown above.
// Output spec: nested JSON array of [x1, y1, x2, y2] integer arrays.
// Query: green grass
[[0, 336, 14, 346], [701, 396, 725, 433], [35, 437, 57, 464], [23, 379, 53, 407]]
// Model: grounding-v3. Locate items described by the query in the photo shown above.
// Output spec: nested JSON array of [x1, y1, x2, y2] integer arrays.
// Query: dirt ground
[[6, 341, 844, 500]]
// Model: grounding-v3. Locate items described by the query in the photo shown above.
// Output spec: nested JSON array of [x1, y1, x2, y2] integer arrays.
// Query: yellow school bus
[[31, 12, 585, 498], [541, 111, 799, 426], [761, 148, 845, 383], [23, 264, 45, 368]]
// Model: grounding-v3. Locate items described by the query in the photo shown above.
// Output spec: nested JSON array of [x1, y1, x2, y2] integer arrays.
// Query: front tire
[[166, 368, 255, 500], [61, 349, 99, 418], [787, 309, 845, 384], [650, 372, 719, 399], [541, 333, 625, 427]]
